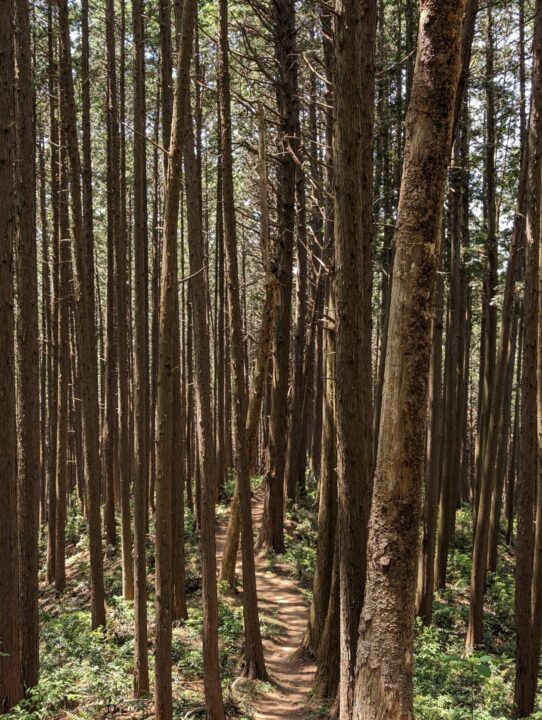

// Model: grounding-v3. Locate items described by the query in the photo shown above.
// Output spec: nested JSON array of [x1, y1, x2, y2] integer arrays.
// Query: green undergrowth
[[10, 484, 542, 719], [414, 507, 537, 719], [9, 499, 254, 720]]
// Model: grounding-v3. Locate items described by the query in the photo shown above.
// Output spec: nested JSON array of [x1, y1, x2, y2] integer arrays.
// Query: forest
[[1, 0, 542, 717]]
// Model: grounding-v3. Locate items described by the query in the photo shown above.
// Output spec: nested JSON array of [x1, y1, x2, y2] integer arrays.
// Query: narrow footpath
[[216, 491, 317, 719]]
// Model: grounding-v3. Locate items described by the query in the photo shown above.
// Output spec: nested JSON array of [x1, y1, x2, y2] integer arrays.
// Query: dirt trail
[[215, 492, 317, 719]]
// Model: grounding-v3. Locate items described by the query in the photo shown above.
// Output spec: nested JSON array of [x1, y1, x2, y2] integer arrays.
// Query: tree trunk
[[352, 1, 467, 715], [0, 5, 24, 707], [218, 104, 277, 589], [513, 1, 542, 710], [58, 0, 106, 629], [54, 139, 70, 594], [333, 0, 376, 714], [258, 0, 298, 553], [105, 0, 134, 600], [14, 0, 40, 688], [217, 3, 268, 677], [184, 102, 226, 720], [132, 0, 150, 693], [416, 264, 445, 624]]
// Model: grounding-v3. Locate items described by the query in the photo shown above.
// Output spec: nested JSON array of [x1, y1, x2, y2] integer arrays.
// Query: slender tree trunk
[[301, 286, 337, 657], [106, 0, 134, 599], [154, 2, 210, 717], [258, 0, 298, 553], [333, 0, 376, 714], [217, 3, 267, 677], [0, 5, 24, 707], [132, 0, 150, 693], [54, 139, 70, 594], [184, 102, 226, 720], [58, 0, 106, 629], [513, 2, 542, 710], [218, 104, 277, 588], [467, 26, 533, 651], [417, 265, 445, 623], [46, 0, 59, 587]]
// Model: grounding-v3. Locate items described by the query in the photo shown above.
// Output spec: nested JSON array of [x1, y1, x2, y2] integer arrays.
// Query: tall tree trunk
[[467, 17, 533, 650], [416, 264, 445, 623], [58, 0, 106, 629], [0, 4, 23, 708], [352, 1, 466, 715], [106, 0, 134, 600], [14, 0, 40, 689], [54, 139, 70, 594], [217, 0, 267, 678], [258, 0, 298, 553], [218, 104, 277, 588], [513, 1, 542, 711], [184, 106, 226, 720], [333, 0, 376, 714], [301, 286, 337, 658], [46, 0, 59, 584], [132, 0, 150, 693], [154, 2, 212, 717]]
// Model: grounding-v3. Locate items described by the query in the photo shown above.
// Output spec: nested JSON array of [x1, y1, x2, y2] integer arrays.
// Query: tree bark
[[14, 0, 41, 688], [58, 0, 106, 629], [131, 0, 150, 695], [333, 0, 376, 714], [217, 4, 268, 676], [513, 1, 542, 711], [352, 1, 467, 715], [0, 4, 24, 708]]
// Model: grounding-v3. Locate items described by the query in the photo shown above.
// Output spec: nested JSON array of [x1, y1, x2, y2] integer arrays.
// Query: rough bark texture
[[154, 1, 198, 716], [258, 0, 297, 553], [352, 1, 466, 716], [131, 0, 150, 695], [416, 267, 444, 624], [217, 2, 268, 677], [303, 287, 337, 658], [513, 1, 542, 712], [58, 0, 106, 629], [0, 4, 24, 708], [333, 1, 376, 715], [15, 0, 41, 688]]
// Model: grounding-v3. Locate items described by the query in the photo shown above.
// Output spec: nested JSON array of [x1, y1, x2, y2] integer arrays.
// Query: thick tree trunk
[[352, 2, 466, 716], [14, 0, 41, 688]]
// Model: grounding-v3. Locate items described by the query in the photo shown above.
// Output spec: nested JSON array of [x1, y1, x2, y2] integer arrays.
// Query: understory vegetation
[[6, 480, 539, 720]]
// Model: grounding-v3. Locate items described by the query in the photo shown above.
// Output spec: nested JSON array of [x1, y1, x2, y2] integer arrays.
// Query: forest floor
[[215, 490, 318, 720], [6, 477, 540, 720]]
